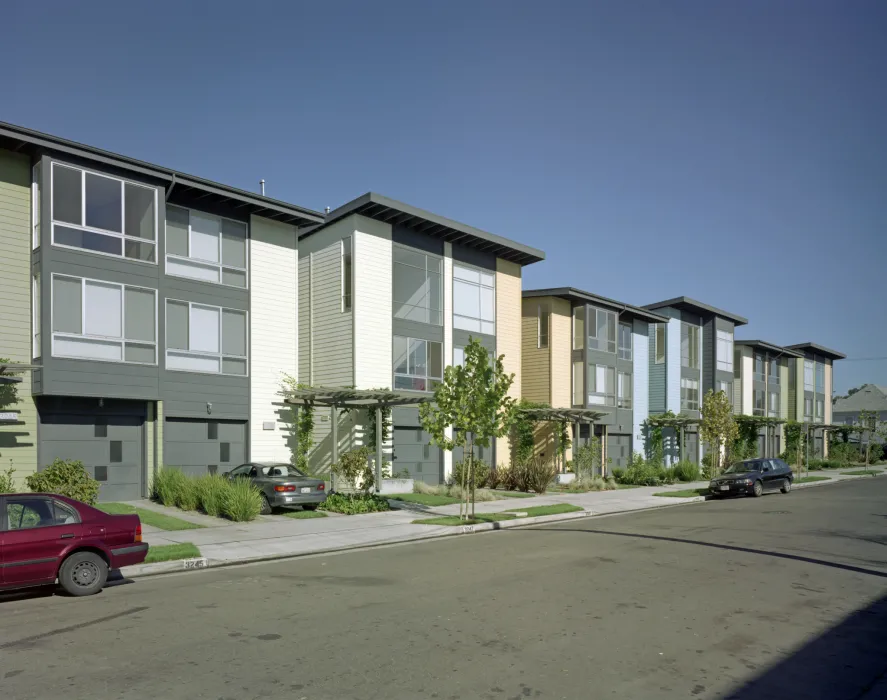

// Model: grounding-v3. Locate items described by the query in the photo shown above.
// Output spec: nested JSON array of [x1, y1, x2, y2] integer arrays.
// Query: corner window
[[716, 330, 733, 372], [754, 389, 765, 416], [341, 237, 352, 311], [768, 357, 780, 384], [815, 359, 824, 393], [165, 206, 247, 288], [393, 336, 442, 392], [588, 364, 616, 406], [804, 397, 813, 421], [572, 361, 584, 406], [51, 274, 157, 364], [618, 323, 632, 361], [681, 378, 700, 411], [573, 307, 585, 351], [717, 380, 733, 408], [754, 354, 765, 382], [32, 273, 41, 358], [51, 162, 156, 263], [654, 324, 665, 364], [166, 300, 247, 376], [393, 246, 442, 325], [588, 306, 616, 353], [815, 398, 824, 419], [617, 371, 632, 408], [681, 323, 700, 369], [537, 303, 550, 349], [32, 162, 42, 249], [804, 360, 814, 391], [453, 265, 494, 334]]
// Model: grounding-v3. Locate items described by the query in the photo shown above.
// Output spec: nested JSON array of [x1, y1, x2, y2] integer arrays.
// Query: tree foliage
[[0, 358, 19, 410], [281, 375, 316, 475], [700, 389, 738, 477]]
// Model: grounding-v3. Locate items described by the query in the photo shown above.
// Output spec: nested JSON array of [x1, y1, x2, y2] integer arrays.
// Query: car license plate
[[285, 496, 294, 502], [301, 487, 311, 494], [719, 485, 730, 491]]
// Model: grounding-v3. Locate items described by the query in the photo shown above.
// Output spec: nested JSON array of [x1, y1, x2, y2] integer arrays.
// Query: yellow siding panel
[[521, 297, 550, 404], [496, 259, 522, 463], [550, 298, 572, 410]]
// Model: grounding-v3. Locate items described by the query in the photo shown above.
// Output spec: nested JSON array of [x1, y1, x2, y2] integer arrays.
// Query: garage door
[[164, 418, 247, 478], [40, 412, 144, 502], [607, 434, 631, 470], [684, 430, 699, 464], [392, 407, 442, 485]]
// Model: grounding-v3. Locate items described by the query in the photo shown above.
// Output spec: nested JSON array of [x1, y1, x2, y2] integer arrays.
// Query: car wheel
[[302, 504, 318, 511], [781, 478, 792, 494], [259, 494, 272, 515], [752, 480, 764, 497], [58, 551, 108, 597]]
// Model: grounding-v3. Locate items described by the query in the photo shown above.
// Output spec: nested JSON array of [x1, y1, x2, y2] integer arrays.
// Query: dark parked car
[[226, 462, 327, 514], [0, 493, 147, 596], [709, 458, 794, 498]]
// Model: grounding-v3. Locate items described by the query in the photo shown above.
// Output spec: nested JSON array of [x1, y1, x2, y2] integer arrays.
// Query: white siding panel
[[443, 242, 453, 480], [248, 215, 297, 462], [353, 216, 392, 389], [741, 350, 754, 415], [310, 242, 353, 387], [632, 319, 649, 458], [666, 318, 681, 414], [298, 255, 310, 381]]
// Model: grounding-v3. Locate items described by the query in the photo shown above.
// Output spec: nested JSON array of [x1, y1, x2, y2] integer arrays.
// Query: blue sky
[[4, 0, 885, 393]]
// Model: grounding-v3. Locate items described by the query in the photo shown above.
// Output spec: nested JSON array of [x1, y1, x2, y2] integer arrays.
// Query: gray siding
[[453, 329, 495, 354], [702, 317, 715, 394], [307, 242, 353, 386], [394, 318, 444, 344], [649, 323, 666, 413]]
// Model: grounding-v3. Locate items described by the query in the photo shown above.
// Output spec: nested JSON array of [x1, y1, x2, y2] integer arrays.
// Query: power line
[[839, 356, 887, 362]]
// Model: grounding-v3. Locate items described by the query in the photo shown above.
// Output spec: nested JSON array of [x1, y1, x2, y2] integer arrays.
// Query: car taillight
[[135, 523, 142, 543], [274, 485, 297, 492], [318, 483, 325, 491]]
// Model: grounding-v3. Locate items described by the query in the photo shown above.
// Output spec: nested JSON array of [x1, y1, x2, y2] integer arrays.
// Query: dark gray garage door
[[392, 407, 442, 485], [684, 430, 699, 464], [164, 418, 247, 478], [607, 434, 631, 470], [40, 411, 145, 502]]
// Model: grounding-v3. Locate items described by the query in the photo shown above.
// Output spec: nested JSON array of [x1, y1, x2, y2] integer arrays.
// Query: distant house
[[833, 385, 887, 433]]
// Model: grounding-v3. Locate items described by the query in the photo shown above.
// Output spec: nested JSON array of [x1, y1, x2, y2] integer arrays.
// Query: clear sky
[[4, 0, 885, 393]]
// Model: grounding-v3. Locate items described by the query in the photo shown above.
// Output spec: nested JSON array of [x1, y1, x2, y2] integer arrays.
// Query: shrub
[[611, 467, 625, 483], [494, 463, 524, 492], [523, 457, 557, 494], [868, 444, 883, 464], [830, 442, 860, 467], [221, 477, 263, 521], [573, 439, 603, 481], [448, 459, 491, 489], [566, 475, 616, 492], [195, 474, 228, 517], [413, 480, 439, 495], [448, 485, 499, 502], [0, 466, 16, 493], [331, 446, 375, 494], [152, 468, 181, 506], [619, 456, 674, 487], [25, 459, 100, 505], [672, 460, 701, 483], [319, 492, 390, 515], [487, 465, 505, 490]]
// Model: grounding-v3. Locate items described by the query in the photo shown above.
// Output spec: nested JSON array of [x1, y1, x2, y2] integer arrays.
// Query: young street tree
[[856, 410, 886, 473], [419, 338, 517, 521], [700, 388, 738, 477]]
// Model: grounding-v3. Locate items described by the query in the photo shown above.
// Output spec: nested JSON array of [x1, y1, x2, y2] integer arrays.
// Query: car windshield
[[723, 461, 763, 474], [259, 464, 306, 478]]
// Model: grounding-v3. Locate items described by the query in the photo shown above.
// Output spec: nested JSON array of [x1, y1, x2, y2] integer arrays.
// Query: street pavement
[[2, 478, 886, 700]]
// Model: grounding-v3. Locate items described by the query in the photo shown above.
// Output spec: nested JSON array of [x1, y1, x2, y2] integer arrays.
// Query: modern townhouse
[[0, 122, 325, 501], [833, 385, 887, 428], [641, 296, 748, 464], [783, 343, 845, 457], [297, 193, 544, 485], [521, 288, 668, 469]]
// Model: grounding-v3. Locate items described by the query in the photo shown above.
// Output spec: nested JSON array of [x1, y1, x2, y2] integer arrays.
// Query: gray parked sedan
[[225, 462, 327, 514]]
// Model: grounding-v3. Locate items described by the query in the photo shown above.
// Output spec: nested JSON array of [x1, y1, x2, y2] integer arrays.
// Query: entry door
[[392, 407, 441, 485]]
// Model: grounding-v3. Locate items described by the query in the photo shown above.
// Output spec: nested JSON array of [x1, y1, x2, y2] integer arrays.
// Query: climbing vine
[[0, 358, 19, 409], [281, 375, 316, 475]]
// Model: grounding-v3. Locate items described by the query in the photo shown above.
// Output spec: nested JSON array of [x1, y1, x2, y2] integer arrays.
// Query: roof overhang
[[784, 343, 846, 360], [643, 296, 748, 326], [734, 340, 803, 358], [0, 122, 325, 228], [301, 192, 545, 266], [283, 386, 431, 408], [524, 287, 668, 324]]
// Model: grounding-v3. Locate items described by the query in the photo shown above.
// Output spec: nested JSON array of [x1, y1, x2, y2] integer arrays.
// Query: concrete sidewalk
[[123, 469, 882, 577]]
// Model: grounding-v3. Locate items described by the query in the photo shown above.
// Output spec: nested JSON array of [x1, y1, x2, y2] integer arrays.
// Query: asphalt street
[[2, 478, 887, 700]]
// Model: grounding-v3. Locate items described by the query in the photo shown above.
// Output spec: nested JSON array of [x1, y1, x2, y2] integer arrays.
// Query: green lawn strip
[[97, 503, 204, 531], [840, 470, 882, 476], [616, 484, 642, 489], [797, 476, 831, 483], [144, 543, 201, 564], [505, 504, 582, 517], [653, 488, 709, 498], [388, 493, 462, 506], [279, 509, 328, 519], [413, 512, 517, 526], [493, 490, 536, 498]]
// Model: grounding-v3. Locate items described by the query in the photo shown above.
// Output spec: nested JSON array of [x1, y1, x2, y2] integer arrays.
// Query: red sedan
[[0, 493, 148, 596]]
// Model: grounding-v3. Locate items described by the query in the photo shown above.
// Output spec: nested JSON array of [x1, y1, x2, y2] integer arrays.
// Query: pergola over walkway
[[518, 407, 606, 473], [643, 414, 700, 463], [283, 387, 432, 492]]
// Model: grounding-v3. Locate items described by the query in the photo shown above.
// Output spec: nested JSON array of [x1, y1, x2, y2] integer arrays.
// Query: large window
[[716, 330, 733, 372], [572, 361, 584, 405], [618, 323, 632, 361], [815, 360, 825, 393], [588, 306, 616, 353], [342, 237, 352, 311], [804, 359, 814, 391], [393, 336, 442, 392], [681, 323, 699, 369], [769, 392, 779, 416], [537, 303, 550, 349], [166, 300, 247, 376], [815, 398, 824, 419], [453, 264, 494, 334], [166, 206, 247, 288], [51, 274, 157, 364], [394, 247, 442, 325], [768, 357, 780, 384], [804, 397, 813, 421], [32, 273, 41, 358], [754, 354, 765, 382], [654, 324, 665, 364], [51, 163, 156, 262], [573, 307, 585, 350], [32, 162, 42, 249], [617, 371, 632, 409], [588, 364, 616, 406], [754, 389, 765, 416], [717, 380, 733, 408], [681, 377, 700, 411]]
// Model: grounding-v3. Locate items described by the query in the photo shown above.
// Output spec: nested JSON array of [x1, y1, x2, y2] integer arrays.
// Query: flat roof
[[524, 287, 668, 324], [784, 342, 847, 360], [734, 340, 803, 358], [0, 121, 325, 228], [643, 296, 748, 326], [301, 192, 545, 266]]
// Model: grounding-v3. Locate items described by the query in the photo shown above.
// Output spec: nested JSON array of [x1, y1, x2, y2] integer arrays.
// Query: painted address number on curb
[[462, 525, 475, 534], [183, 558, 208, 569]]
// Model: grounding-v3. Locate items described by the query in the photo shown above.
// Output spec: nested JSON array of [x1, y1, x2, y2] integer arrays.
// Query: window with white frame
[[753, 389, 765, 416], [51, 274, 157, 364], [681, 323, 700, 369], [342, 237, 352, 311], [165, 205, 247, 288], [681, 377, 700, 411], [769, 391, 779, 416], [654, 324, 665, 364], [716, 330, 733, 372], [804, 397, 813, 420], [588, 306, 616, 353], [166, 300, 247, 375], [453, 265, 494, 334], [538, 303, 550, 349], [572, 361, 584, 405], [768, 356, 780, 384], [32, 273, 41, 357], [51, 162, 156, 262], [815, 359, 824, 393], [393, 246, 442, 325], [618, 323, 632, 361], [32, 162, 42, 249], [617, 371, 632, 408], [588, 364, 616, 406], [754, 353, 765, 382], [393, 336, 442, 392], [804, 359, 814, 391], [717, 380, 733, 408], [815, 398, 824, 418]]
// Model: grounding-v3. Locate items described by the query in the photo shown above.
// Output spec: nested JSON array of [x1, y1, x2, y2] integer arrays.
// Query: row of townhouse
[[0, 122, 843, 500]]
